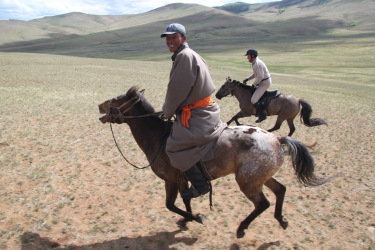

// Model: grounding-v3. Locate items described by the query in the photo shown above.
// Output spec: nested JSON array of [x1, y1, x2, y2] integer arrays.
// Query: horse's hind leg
[[265, 178, 288, 229], [237, 192, 270, 238], [267, 115, 283, 133], [286, 118, 296, 136], [236, 189, 270, 238]]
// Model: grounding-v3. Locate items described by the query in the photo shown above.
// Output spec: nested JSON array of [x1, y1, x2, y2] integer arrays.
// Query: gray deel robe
[[163, 42, 227, 171]]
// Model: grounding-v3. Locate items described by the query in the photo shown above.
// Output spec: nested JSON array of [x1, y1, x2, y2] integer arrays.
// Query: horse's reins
[[228, 80, 242, 96], [107, 96, 166, 169], [107, 95, 214, 208]]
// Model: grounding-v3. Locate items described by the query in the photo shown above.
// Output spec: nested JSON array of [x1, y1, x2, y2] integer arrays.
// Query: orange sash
[[181, 96, 213, 128]]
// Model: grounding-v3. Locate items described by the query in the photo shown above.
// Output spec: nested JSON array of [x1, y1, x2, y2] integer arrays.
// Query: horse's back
[[268, 93, 300, 117], [207, 125, 284, 180]]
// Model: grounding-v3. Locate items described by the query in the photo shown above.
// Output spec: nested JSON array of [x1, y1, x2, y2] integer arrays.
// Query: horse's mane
[[126, 86, 172, 139], [232, 80, 253, 90], [125, 86, 155, 114]]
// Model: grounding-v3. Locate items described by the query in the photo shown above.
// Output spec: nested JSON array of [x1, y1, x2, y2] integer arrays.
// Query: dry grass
[[0, 52, 374, 249]]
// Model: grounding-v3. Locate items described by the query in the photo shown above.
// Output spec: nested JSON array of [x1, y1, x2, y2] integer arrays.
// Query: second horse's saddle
[[249, 85, 281, 109]]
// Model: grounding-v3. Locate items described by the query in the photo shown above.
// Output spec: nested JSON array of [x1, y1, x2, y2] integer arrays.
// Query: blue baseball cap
[[160, 23, 186, 37]]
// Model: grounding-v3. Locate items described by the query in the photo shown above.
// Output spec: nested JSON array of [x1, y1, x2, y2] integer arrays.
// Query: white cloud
[[0, 0, 279, 20]]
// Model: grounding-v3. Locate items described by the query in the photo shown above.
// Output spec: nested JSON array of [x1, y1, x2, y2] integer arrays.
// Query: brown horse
[[215, 77, 327, 136], [98, 86, 334, 238]]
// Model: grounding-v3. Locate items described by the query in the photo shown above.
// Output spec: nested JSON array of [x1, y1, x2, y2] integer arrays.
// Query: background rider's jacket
[[248, 58, 271, 86]]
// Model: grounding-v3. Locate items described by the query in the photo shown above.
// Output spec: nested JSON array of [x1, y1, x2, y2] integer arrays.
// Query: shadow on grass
[[20, 230, 197, 249]]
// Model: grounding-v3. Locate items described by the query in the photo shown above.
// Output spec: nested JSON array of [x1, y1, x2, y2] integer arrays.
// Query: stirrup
[[181, 186, 209, 199]]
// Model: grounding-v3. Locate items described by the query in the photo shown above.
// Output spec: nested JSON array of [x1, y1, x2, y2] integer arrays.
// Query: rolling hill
[[0, 0, 373, 59]]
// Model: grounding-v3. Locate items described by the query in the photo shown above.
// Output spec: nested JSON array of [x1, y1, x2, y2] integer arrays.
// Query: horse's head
[[215, 77, 241, 100], [98, 86, 146, 124]]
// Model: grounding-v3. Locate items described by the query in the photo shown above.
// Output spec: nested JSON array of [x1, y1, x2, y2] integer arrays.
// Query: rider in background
[[243, 49, 272, 123]]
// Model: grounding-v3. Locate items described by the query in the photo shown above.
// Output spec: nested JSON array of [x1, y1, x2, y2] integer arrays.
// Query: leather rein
[[227, 80, 242, 96], [107, 95, 214, 209], [107, 96, 166, 169]]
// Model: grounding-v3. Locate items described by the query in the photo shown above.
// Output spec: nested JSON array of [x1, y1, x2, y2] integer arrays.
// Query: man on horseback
[[160, 23, 227, 199], [243, 49, 272, 123]]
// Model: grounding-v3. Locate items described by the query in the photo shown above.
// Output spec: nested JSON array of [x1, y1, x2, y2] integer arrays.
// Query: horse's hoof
[[278, 217, 288, 230], [195, 213, 205, 224], [280, 221, 288, 230], [236, 229, 245, 238], [176, 218, 187, 227], [176, 218, 192, 228]]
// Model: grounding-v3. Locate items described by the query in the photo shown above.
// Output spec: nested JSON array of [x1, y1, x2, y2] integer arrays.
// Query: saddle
[[249, 85, 280, 110]]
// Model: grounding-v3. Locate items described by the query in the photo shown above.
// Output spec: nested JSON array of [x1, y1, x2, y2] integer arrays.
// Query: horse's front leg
[[227, 111, 244, 126], [164, 180, 204, 226]]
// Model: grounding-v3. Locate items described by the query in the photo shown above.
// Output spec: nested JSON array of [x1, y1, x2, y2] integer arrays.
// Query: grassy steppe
[[0, 33, 374, 249]]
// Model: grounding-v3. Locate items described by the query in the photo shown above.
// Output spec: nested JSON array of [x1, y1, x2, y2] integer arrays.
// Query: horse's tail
[[299, 99, 327, 127], [279, 136, 335, 186]]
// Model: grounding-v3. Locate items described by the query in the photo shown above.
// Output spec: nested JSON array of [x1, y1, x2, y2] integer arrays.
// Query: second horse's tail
[[299, 99, 327, 127], [279, 136, 335, 186]]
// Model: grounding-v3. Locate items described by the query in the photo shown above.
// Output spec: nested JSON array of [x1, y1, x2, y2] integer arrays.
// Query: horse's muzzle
[[99, 115, 110, 123], [98, 103, 110, 123]]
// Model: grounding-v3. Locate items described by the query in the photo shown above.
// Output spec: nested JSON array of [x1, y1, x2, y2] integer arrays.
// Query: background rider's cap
[[160, 23, 186, 37]]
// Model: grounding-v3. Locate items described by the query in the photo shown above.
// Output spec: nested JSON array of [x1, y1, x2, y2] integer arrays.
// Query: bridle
[[106, 95, 167, 169], [107, 95, 154, 122], [106, 94, 213, 208], [226, 80, 242, 97]]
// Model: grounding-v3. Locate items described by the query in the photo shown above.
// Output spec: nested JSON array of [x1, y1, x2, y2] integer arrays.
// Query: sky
[[0, 0, 280, 21]]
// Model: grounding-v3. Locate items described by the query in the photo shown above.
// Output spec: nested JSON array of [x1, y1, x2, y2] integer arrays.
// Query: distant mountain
[[231, 0, 375, 31], [0, 0, 373, 58], [215, 2, 252, 14]]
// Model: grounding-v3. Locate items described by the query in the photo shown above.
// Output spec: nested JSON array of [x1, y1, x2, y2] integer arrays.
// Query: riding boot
[[180, 164, 210, 199], [254, 102, 266, 123]]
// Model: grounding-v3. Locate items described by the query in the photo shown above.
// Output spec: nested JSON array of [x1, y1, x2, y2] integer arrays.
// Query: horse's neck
[[233, 86, 252, 102], [127, 117, 165, 158]]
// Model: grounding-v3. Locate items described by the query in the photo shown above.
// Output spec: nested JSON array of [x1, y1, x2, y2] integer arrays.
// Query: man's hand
[[155, 111, 166, 120]]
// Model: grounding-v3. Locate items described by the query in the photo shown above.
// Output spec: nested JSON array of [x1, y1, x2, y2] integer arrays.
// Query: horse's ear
[[227, 76, 232, 82], [140, 89, 145, 94]]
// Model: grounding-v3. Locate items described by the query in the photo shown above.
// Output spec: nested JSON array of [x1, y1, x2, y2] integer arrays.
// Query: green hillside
[[215, 2, 252, 13], [0, 0, 373, 60]]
